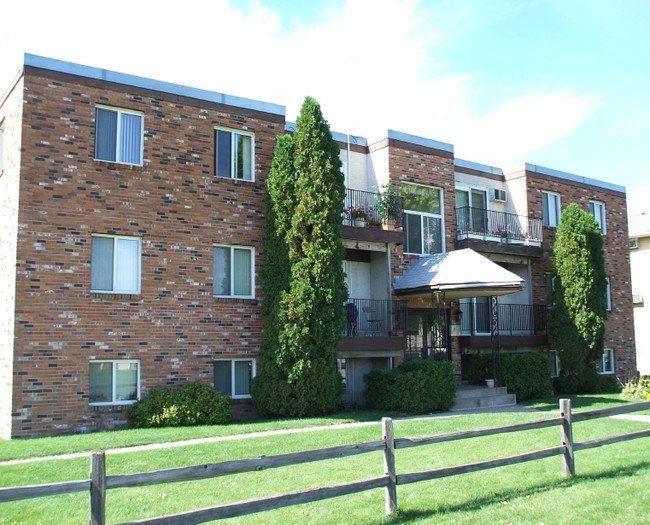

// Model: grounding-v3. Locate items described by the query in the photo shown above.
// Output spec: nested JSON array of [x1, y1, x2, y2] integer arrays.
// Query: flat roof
[[455, 158, 504, 176], [525, 162, 625, 194], [387, 129, 454, 153], [24, 53, 286, 116]]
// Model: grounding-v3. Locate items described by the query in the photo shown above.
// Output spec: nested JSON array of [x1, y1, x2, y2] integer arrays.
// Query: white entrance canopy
[[394, 248, 524, 299]]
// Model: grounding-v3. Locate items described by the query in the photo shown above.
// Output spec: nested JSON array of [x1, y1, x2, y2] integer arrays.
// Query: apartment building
[[629, 213, 650, 375], [0, 54, 636, 437]]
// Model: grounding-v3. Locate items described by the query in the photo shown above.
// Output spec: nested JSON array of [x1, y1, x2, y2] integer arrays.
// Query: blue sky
[[2, 0, 649, 213]]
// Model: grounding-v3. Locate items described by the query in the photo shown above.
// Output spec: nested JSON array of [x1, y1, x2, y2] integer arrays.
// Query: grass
[[1, 395, 649, 524]]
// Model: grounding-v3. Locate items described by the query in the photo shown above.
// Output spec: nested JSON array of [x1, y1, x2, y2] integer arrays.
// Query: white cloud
[[0, 0, 598, 175]]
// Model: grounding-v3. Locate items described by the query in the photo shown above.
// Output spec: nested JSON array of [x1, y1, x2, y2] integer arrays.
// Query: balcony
[[458, 302, 549, 348], [455, 207, 543, 257], [338, 298, 408, 355], [341, 188, 403, 244]]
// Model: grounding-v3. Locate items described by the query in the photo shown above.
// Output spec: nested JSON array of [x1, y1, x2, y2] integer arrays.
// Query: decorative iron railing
[[459, 302, 548, 336], [344, 298, 407, 338], [456, 206, 542, 244], [343, 188, 403, 229]]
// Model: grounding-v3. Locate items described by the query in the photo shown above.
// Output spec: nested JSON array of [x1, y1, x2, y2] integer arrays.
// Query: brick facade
[[5, 65, 283, 437]]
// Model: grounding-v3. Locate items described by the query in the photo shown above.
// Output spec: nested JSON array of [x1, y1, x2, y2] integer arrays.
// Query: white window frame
[[94, 105, 144, 166], [213, 244, 255, 298], [91, 234, 141, 294], [214, 359, 255, 399], [214, 127, 255, 181], [403, 184, 445, 256], [89, 359, 140, 405], [606, 277, 612, 312], [589, 200, 606, 234], [597, 348, 615, 375], [542, 191, 561, 227]]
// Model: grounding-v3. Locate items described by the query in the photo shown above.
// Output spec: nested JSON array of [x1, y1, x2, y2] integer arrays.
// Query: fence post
[[382, 417, 397, 515], [90, 451, 106, 525], [560, 399, 575, 477]]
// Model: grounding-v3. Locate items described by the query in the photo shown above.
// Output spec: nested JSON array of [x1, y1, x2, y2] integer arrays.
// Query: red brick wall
[[10, 69, 283, 436], [525, 170, 636, 379]]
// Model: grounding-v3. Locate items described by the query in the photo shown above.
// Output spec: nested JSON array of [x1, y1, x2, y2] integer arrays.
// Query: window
[[403, 183, 444, 255], [589, 200, 606, 234], [605, 277, 612, 312], [213, 245, 254, 298], [630, 239, 639, 249], [597, 348, 615, 374], [94, 106, 143, 165], [455, 187, 488, 233], [91, 235, 141, 294], [89, 360, 140, 404], [214, 359, 254, 398], [542, 191, 561, 227], [215, 128, 254, 181]]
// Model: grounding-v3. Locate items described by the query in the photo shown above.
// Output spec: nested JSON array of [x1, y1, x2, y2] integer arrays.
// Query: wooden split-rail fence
[[1, 400, 649, 524]]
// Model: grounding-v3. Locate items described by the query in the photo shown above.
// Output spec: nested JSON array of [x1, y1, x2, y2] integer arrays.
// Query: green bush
[[465, 352, 553, 401], [500, 353, 553, 401], [364, 360, 456, 413], [621, 376, 650, 400], [129, 381, 232, 428]]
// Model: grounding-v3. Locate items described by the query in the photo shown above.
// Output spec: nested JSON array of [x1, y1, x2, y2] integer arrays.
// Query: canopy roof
[[394, 248, 524, 299]]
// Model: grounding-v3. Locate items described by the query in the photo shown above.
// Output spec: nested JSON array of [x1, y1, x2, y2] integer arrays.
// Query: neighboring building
[[0, 54, 637, 438], [629, 213, 650, 375]]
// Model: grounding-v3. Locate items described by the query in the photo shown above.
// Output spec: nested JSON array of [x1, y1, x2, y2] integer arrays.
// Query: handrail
[[459, 302, 548, 335], [343, 188, 403, 229], [344, 298, 407, 337], [456, 206, 542, 243]]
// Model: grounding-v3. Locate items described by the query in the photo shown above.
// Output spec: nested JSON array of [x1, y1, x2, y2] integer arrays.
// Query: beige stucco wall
[[631, 234, 650, 374]]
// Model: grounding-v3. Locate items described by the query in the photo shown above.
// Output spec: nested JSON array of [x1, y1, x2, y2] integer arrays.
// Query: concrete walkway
[[2, 407, 648, 467]]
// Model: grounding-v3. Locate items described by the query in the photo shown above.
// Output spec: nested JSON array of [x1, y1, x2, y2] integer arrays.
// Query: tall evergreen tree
[[550, 203, 607, 392], [252, 97, 346, 416]]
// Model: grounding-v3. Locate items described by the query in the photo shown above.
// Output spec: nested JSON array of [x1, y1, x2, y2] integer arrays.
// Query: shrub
[[129, 381, 232, 428], [621, 375, 650, 400], [465, 352, 553, 401], [499, 353, 553, 401], [364, 360, 456, 414]]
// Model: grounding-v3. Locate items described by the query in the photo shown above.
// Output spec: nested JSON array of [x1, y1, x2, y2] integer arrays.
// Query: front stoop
[[451, 383, 517, 411]]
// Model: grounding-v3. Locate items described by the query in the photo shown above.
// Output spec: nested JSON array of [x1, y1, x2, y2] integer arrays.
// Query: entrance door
[[406, 308, 450, 361]]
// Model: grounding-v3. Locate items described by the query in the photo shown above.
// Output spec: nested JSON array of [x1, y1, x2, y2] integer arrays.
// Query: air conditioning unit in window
[[629, 238, 639, 249], [632, 294, 643, 304], [491, 188, 507, 202]]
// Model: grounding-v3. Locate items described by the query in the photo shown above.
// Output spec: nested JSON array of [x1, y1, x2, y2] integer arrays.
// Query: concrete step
[[451, 383, 517, 411]]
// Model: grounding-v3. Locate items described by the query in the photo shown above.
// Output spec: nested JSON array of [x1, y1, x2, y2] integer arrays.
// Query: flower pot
[[486, 379, 495, 388], [353, 218, 368, 227]]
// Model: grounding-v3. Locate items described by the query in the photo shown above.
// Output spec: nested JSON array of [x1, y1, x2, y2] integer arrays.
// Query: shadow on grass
[[386, 461, 650, 524], [522, 394, 626, 412]]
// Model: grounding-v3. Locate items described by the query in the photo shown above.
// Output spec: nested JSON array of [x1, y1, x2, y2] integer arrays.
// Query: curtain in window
[[89, 362, 113, 402], [234, 134, 252, 180], [95, 108, 117, 162], [120, 113, 142, 165], [115, 238, 139, 293], [115, 362, 138, 401], [91, 236, 114, 291], [214, 361, 232, 396], [215, 130, 232, 178], [423, 216, 442, 254], [405, 213, 422, 254], [234, 361, 251, 396], [233, 248, 251, 296], [214, 246, 230, 295]]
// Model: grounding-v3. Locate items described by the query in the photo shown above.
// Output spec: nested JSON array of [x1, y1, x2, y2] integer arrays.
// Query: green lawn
[[1, 396, 649, 524]]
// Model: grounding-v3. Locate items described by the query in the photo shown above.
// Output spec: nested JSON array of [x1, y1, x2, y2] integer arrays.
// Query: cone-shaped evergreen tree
[[252, 97, 346, 416], [550, 203, 607, 392]]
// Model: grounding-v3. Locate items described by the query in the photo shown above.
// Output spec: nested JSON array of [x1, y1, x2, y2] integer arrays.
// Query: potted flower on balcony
[[374, 182, 402, 229], [348, 207, 370, 227]]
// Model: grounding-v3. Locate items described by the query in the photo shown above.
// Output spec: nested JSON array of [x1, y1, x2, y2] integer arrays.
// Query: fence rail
[[1, 401, 648, 524]]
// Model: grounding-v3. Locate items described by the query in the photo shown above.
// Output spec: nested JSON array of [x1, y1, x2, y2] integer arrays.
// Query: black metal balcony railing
[[344, 298, 407, 338], [456, 206, 542, 244], [343, 188, 403, 229], [459, 302, 548, 336]]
